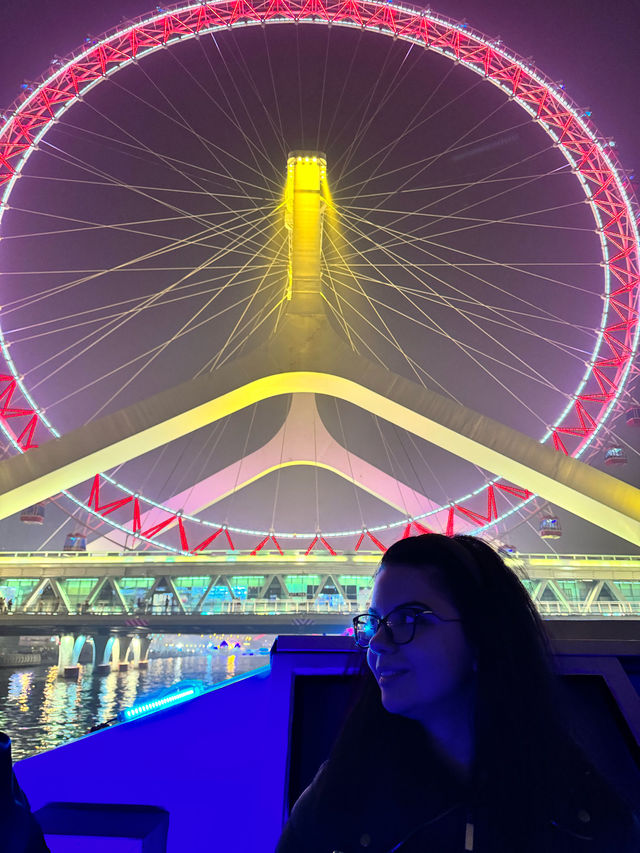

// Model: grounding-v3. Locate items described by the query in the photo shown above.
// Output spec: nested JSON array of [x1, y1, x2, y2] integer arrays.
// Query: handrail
[[0, 550, 639, 563], [8, 597, 638, 618], [0, 549, 381, 560]]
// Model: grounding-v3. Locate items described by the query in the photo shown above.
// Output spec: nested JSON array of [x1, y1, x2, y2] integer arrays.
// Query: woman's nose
[[368, 622, 395, 654]]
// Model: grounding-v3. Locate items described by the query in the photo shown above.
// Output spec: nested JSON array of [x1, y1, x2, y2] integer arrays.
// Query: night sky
[[0, 0, 638, 555]]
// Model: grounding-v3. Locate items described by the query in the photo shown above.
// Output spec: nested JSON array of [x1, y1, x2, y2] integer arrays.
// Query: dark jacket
[[0, 733, 49, 853], [275, 758, 640, 853]]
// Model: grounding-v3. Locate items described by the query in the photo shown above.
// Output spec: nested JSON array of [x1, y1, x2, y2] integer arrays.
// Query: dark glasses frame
[[352, 601, 462, 648]]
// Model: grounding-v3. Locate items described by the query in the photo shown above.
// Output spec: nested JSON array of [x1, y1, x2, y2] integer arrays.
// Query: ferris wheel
[[0, 0, 638, 553]]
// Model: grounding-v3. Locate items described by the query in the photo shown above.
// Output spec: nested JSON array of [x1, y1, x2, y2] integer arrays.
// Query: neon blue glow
[[117, 667, 269, 722], [118, 686, 201, 722]]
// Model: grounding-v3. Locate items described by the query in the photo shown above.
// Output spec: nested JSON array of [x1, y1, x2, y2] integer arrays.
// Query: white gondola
[[539, 516, 562, 539], [604, 446, 627, 465]]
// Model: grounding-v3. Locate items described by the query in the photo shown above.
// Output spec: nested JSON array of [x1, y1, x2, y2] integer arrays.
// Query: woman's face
[[366, 562, 476, 724]]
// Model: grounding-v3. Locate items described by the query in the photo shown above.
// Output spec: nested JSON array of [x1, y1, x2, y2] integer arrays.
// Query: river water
[[0, 634, 276, 761]]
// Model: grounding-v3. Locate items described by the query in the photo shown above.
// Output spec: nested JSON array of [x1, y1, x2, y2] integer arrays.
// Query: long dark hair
[[315, 534, 636, 848]]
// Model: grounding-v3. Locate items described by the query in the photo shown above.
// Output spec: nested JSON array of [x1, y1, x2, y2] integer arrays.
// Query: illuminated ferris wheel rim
[[0, 0, 638, 548]]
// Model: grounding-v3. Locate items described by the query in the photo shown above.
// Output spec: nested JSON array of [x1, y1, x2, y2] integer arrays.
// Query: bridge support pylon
[[133, 635, 152, 669], [113, 635, 133, 672], [58, 634, 87, 679], [93, 634, 118, 674], [91, 632, 149, 674]]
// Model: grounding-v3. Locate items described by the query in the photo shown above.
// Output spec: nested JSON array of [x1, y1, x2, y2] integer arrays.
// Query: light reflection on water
[[0, 644, 273, 761]]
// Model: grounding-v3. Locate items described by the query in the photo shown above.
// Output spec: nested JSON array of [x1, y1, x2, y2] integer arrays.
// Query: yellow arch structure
[[86, 393, 458, 551], [1, 339, 640, 544]]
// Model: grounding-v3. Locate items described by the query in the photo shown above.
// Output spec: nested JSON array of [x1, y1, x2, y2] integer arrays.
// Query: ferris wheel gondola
[[20, 504, 45, 524], [538, 516, 562, 539], [63, 533, 87, 552], [626, 408, 640, 427], [604, 446, 627, 465]]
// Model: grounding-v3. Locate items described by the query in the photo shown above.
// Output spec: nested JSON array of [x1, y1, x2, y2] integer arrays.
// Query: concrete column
[[113, 635, 133, 671], [128, 635, 141, 668], [93, 634, 117, 675], [58, 634, 87, 679], [126, 634, 153, 669], [137, 636, 152, 669]]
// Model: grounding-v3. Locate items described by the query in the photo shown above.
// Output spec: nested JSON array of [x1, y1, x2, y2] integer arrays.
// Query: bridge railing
[[0, 549, 382, 560], [525, 553, 640, 565], [14, 598, 361, 616], [1, 550, 640, 564], [6, 597, 638, 618], [536, 600, 638, 616], [198, 598, 359, 615]]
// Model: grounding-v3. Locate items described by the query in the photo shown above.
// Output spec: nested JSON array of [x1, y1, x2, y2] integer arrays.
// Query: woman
[[275, 533, 640, 852]]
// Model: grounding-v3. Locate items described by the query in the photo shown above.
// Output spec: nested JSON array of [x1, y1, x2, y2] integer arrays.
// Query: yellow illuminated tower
[[284, 151, 330, 312]]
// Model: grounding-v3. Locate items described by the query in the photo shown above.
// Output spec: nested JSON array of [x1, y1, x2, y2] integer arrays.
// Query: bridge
[[0, 549, 638, 675]]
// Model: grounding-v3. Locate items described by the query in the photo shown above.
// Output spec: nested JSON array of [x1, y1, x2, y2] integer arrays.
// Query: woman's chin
[[380, 691, 411, 716]]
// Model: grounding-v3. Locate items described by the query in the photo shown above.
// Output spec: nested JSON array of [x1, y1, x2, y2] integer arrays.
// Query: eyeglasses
[[352, 601, 462, 648]]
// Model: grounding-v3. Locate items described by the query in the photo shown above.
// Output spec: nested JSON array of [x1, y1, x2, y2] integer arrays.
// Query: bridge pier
[[139, 635, 152, 669], [58, 634, 88, 679], [57, 632, 149, 676], [128, 634, 152, 669], [93, 634, 118, 674], [114, 635, 133, 671], [92, 632, 150, 673]]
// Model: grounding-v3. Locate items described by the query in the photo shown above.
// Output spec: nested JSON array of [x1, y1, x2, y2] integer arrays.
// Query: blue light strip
[[116, 666, 270, 724], [117, 687, 199, 722]]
